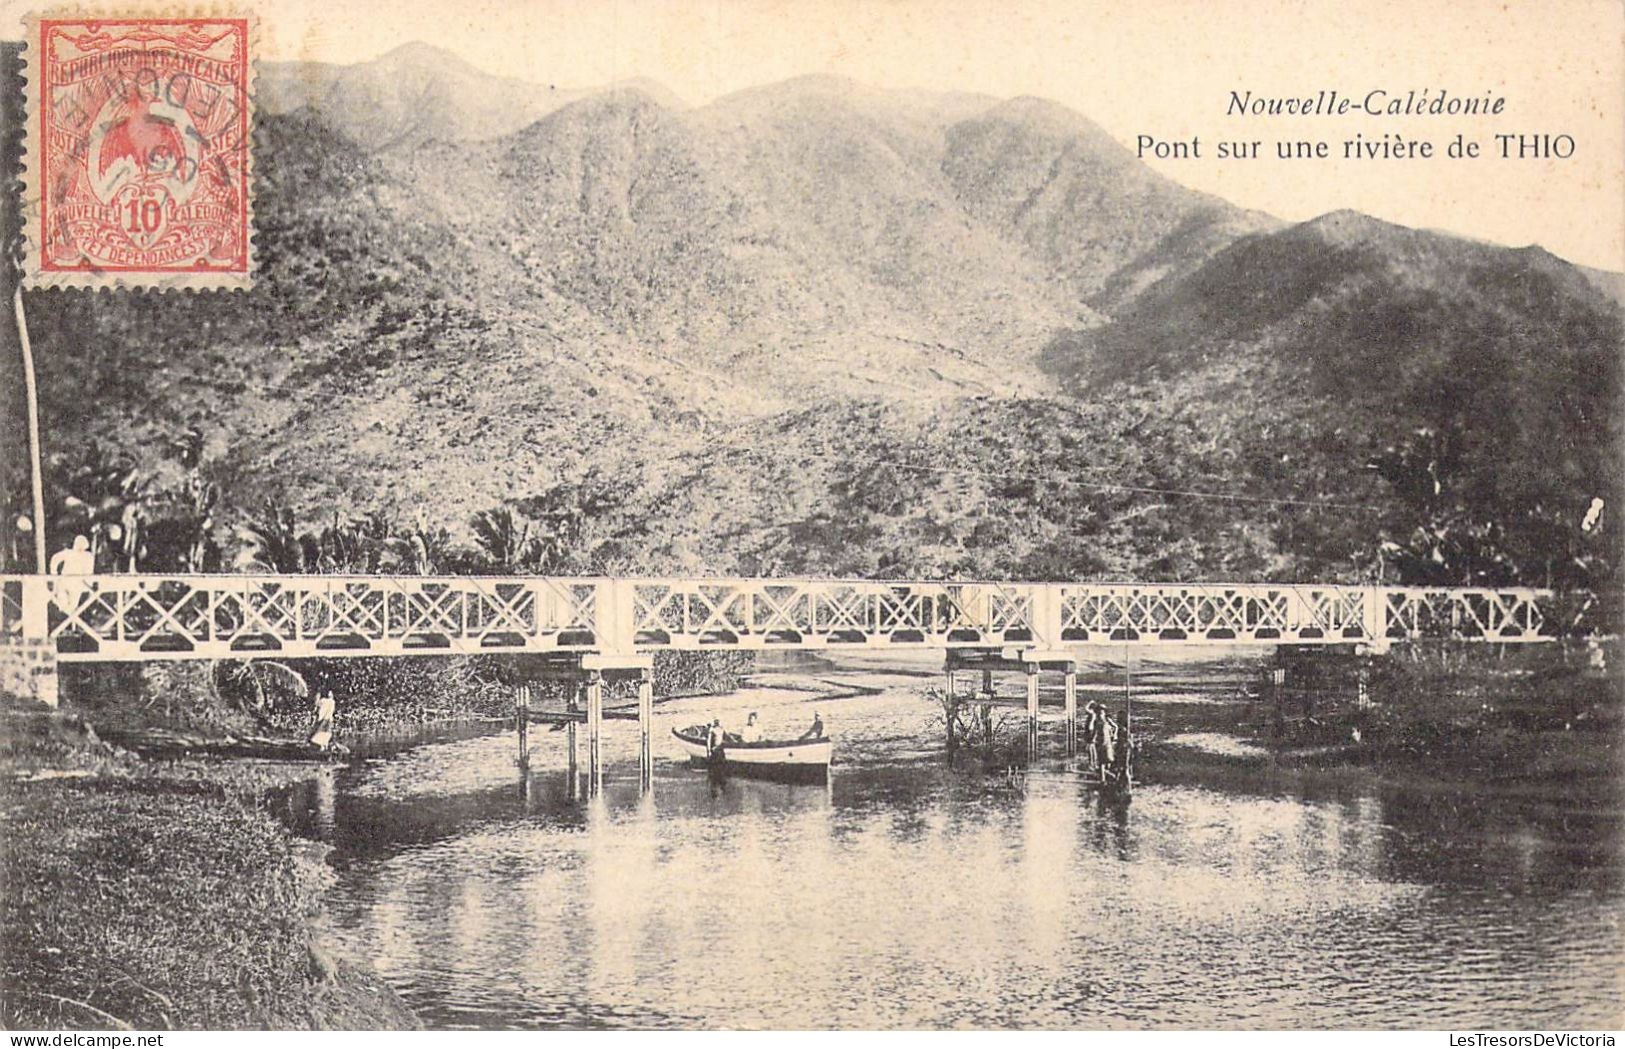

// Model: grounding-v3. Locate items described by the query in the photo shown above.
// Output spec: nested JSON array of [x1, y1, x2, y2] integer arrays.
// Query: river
[[277, 652, 1624, 1029]]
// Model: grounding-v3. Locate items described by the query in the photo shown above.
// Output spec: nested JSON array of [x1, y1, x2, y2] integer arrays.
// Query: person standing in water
[[309, 690, 336, 749], [1082, 700, 1108, 769]]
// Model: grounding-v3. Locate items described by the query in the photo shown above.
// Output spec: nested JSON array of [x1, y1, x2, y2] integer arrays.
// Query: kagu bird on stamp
[[21, 13, 255, 290]]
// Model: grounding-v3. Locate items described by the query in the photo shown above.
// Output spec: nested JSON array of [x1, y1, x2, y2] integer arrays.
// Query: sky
[[8, 0, 1622, 270]]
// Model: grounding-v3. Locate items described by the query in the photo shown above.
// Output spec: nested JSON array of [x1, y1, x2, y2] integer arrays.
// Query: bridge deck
[[0, 574, 1569, 663]]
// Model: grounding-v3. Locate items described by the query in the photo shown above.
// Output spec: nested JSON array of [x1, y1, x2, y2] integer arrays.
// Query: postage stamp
[[21, 13, 256, 290]]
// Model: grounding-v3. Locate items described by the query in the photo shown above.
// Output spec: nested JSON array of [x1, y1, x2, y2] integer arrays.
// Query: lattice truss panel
[[629, 580, 1036, 646], [1062, 586, 1295, 640], [1382, 588, 1547, 640], [0, 575, 1576, 661], [0, 575, 598, 660], [1059, 584, 1553, 642]]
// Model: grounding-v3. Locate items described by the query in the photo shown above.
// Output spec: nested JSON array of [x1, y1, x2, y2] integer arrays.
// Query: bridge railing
[[0, 573, 602, 661], [0, 574, 1576, 661]]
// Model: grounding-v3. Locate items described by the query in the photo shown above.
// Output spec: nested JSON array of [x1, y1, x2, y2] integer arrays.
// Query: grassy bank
[[0, 647, 761, 1030], [1220, 641, 1625, 804], [0, 700, 418, 1030], [1360, 643, 1623, 797]]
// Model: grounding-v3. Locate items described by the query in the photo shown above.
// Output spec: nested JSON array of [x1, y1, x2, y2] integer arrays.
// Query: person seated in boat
[[799, 710, 824, 740], [739, 711, 763, 743], [706, 718, 726, 757], [309, 690, 336, 750]]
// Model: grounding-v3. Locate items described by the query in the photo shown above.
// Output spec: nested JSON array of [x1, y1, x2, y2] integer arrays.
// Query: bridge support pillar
[[585, 670, 604, 797], [515, 684, 530, 769], [1025, 664, 1040, 761], [637, 668, 654, 792], [0, 637, 57, 709], [1064, 668, 1077, 756], [566, 679, 581, 800]]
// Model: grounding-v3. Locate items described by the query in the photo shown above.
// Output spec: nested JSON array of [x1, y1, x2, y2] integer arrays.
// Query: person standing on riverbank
[[309, 690, 336, 749]]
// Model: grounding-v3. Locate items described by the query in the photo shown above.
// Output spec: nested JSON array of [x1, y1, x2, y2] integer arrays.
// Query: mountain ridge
[[0, 42, 1616, 594]]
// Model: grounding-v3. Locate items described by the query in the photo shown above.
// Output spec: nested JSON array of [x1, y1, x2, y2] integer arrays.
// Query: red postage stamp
[[22, 14, 256, 290]]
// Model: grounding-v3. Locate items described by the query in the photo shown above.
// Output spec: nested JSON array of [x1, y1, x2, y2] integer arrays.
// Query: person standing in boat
[[706, 718, 726, 757], [739, 711, 763, 743], [309, 690, 336, 750]]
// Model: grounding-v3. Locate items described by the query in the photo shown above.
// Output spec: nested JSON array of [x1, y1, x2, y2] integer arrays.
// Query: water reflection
[[281, 663, 1623, 1030]]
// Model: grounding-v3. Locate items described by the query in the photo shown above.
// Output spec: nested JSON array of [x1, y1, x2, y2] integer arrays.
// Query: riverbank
[[0, 649, 764, 1030], [1153, 641, 1624, 809], [0, 700, 419, 1030]]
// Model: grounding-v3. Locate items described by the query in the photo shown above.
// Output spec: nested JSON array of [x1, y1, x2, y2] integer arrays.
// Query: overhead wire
[[681, 441, 1389, 513]]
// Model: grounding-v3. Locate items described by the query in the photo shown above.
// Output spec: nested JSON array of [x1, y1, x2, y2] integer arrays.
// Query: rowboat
[[672, 725, 833, 782]]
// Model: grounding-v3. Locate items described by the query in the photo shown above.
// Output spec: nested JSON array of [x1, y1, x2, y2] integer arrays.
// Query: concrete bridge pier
[[1064, 667, 1078, 757], [566, 680, 580, 799], [515, 684, 530, 770], [1020, 651, 1078, 765], [1024, 664, 1040, 759], [637, 666, 654, 791], [979, 669, 995, 746], [579, 654, 656, 798], [508, 654, 653, 798], [947, 649, 1080, 765], [585, 670, 603, 797]]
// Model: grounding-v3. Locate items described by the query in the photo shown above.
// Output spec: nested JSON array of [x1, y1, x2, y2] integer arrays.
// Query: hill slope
[[1041, 211, 1624, 587], [1, 43, 1617, 593], [258, 43, 687, 150]]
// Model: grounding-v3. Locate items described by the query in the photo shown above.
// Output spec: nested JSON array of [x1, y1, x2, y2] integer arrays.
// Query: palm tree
[[382, 516, 454, 575], [51, 442, 152, 569], [470, 507, 536, 572], [236, 503, 312, 573]]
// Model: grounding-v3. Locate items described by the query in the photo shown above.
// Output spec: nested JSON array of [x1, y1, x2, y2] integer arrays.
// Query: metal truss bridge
[[0, 573, 1575, 664]]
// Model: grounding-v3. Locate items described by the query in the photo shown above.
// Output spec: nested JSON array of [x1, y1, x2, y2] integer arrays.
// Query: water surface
[[280, 655, 1624, 1029]]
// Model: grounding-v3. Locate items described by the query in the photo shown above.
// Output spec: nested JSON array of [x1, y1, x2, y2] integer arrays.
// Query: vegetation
[[0, 774, 417, 1029], [1360, 643, 1623, 792], [0, 93, 1615, 607], [0, 696, 416, 1030], [929, 685, 1022, 768]]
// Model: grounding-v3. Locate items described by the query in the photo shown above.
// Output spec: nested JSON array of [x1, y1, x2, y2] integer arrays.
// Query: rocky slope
[[1, 44, 1617, 591]]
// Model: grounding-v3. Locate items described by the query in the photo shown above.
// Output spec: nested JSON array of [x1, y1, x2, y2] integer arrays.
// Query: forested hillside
[[1, 44, 1617, 598]]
